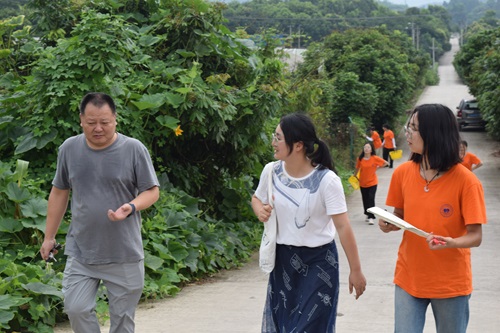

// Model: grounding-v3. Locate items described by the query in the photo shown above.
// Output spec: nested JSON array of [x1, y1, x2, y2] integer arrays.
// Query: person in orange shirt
[[382, 123, 396, 168], [365, 127, 383, 156], [379, 104, 486, 333], [460, 140, 483, 171], [354, 142, 388, 225]]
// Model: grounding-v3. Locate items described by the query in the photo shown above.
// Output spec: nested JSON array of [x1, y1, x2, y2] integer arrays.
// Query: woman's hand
[[379, 208, 403, 233], [378, 219, 401, 233], [426, 233, 451, 250], [349, 270, 367, 300], [257, 204, 273, 223]]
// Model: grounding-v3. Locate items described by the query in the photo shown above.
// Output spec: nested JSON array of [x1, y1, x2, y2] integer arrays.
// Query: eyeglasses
[[272, 133, 284, 143], [404, 125, 419, 137]]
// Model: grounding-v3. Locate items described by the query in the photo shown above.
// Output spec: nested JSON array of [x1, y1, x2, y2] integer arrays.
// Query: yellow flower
[[174, 125, 183, 136]]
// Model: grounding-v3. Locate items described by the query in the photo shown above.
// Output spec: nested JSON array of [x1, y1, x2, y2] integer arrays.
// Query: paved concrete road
[[54, 37, 500, 332]]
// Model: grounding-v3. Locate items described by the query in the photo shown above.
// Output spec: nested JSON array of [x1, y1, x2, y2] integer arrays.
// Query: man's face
[[80, 103, 117, 149]]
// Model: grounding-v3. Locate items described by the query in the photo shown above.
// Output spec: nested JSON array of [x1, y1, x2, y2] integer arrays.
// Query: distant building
[[279, 48, 306, 72]]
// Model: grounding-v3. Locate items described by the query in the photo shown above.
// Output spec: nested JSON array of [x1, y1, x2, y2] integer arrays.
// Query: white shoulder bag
[[259, 163, 277, 273]]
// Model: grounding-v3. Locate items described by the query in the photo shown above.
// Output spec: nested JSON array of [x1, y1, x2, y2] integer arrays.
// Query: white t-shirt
[[254, 161, 347, 247]]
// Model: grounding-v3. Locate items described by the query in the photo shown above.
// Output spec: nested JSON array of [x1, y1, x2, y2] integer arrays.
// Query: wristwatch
[[127, 203, 136, 217]]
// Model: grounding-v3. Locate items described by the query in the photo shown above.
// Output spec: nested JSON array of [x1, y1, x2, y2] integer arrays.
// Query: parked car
[[456, 98, 486, 131]]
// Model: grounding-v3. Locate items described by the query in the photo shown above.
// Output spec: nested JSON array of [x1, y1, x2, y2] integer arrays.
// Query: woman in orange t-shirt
[[354, 142, 388, 224], [379, 104, 486, 333], [382, 124, 396, 168], [460, 140, 483, 171], [365, 127, 383, 156]]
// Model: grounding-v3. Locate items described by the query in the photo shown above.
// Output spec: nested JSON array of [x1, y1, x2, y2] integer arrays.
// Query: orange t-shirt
[[355, 155, 386, 187], [371, 131, 382, 149], [383, 130, 395, 149], [386, 161, 486, 298], [461, 152, 481, 171]]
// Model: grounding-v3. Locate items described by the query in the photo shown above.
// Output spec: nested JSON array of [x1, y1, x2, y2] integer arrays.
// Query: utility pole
[[416, 26, 420, 50], [411, 22, 415, 47], [298, 25, 301, 49], [429, 38, 437, 68]]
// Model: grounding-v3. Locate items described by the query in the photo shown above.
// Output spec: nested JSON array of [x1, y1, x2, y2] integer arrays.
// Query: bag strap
[[268, 162, 275, 208]]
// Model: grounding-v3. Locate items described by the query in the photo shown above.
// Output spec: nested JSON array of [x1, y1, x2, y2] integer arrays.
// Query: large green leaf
[[5, 182, 30, 202], [36, 129, 58, 149], [156, 115, 179, 130], [167, 241, 190, 262], [0, 294, 30, 310], [20, 198, 48, 218], [3, 15, 25, 27], [0, 116, 14, 126], [0, 217, 23, 233], [15, 133, 37, 155], [22, 282, 63, 298], [164, 92, 184, 108], [131, 93, 165, 110], [138, 35, 161, 47], [144, 251, 164, 271], [21, 216, 47, 232]]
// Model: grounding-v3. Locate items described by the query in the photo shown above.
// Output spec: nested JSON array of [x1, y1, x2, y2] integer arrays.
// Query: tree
[[0, 0, 29, 20], [296, 28, 421, 131], [454, 25, 500, 138], [0, 0, 286, 219]]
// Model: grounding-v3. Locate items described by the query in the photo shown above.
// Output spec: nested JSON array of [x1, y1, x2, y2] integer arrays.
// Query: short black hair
[[407, 104, 461, 171], [79, 92, 116, 115]]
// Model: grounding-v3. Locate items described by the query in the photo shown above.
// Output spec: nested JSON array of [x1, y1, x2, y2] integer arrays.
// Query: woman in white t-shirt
[[252, 113, 366, 333]]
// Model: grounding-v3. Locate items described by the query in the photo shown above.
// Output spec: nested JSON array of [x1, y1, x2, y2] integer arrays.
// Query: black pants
[[383, 147, 395, 168], [361, 185, 377, 219]]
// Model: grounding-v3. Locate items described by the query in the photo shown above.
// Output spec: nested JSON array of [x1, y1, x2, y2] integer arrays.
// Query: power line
[[224, 14, 438, 23]]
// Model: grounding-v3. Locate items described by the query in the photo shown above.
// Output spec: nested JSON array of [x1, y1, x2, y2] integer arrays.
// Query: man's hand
[[107, 203, 134, 221], [40, 239, 60, 261]]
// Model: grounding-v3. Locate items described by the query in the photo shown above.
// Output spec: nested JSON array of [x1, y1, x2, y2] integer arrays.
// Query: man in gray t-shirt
[[40, 92, 160, 333]]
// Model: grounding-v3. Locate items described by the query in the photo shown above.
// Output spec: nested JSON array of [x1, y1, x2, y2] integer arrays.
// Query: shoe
[[368, 219, 375, 225], [365, 218, 370, 223]]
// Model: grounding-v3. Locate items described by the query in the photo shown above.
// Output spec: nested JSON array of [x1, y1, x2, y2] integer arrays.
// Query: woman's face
[[459, 143, 467, 158], [406, 113, 424, 154], [363, 143, 372, 155], [272, 124, 288, 160]]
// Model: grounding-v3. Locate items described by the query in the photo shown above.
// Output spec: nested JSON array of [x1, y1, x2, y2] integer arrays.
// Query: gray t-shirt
[[53, 133, 159, 264]]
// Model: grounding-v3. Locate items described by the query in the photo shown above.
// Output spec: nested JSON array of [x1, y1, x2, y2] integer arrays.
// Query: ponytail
[[280, 112, 336, 172], [308, 139, 335, 172]]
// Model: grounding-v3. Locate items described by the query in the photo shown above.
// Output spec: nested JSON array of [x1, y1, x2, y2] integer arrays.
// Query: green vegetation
[[453, 11, 500, 139], [0, 0, 29, 20], [444, 0, 500, 30], [222, 0, 453, 66]]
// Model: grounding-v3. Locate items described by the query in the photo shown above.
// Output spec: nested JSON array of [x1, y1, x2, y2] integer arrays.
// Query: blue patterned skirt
[[262, 241, 340, 333]]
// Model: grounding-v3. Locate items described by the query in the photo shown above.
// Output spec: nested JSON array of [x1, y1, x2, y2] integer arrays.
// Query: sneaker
[[365, 218, 370, 223], [368, 219, 375, 225]]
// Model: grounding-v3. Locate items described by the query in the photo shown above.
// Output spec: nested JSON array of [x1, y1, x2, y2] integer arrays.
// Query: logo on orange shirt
[[440, 204, 453, 217]]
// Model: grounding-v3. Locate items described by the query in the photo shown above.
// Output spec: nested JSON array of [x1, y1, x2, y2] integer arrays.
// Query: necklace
[[421, 164, 439, 192]]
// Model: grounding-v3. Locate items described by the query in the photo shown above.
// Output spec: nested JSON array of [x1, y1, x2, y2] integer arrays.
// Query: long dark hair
[[408, 104, 461, 171], [358, 141, 376, 160], [279, 113, 336, 172]]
